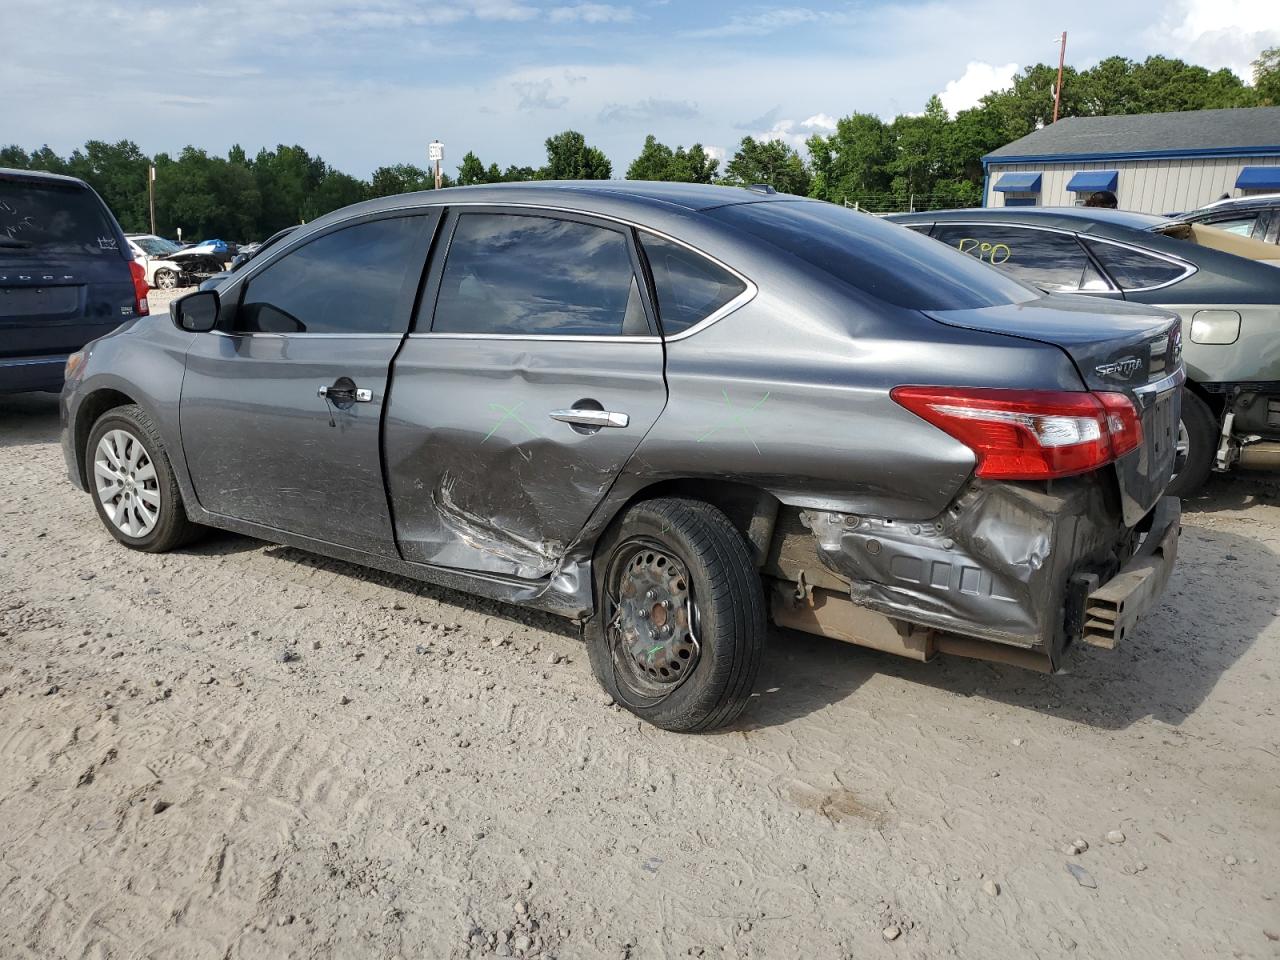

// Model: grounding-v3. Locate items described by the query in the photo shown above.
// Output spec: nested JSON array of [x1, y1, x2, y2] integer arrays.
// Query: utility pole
[[1052, 31, 1068, 124], [429, 140, 444, 190], [148, 164, 157, 234]]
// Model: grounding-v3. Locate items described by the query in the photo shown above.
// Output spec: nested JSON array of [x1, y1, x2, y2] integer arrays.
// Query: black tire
[[86, 404, 203, 552], [1168, 388, 1217, 498], [587, 497, 766, 732]]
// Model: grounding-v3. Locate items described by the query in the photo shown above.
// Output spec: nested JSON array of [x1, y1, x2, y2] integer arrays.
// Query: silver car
[[61, 183, 1183, 731]]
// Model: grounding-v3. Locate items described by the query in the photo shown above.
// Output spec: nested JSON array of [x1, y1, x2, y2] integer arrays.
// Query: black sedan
[[889, 206, 1280, 496]]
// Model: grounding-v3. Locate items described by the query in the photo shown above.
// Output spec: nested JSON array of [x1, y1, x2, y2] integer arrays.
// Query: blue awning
[[993, 172, 1042, 193], [1066, 170, 1119, 192], [1236, 166, 1280, 190]]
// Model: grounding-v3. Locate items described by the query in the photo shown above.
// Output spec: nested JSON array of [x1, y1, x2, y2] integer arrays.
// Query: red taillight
[[129, 259, 150, 316], [891, 386, 1143, 480]]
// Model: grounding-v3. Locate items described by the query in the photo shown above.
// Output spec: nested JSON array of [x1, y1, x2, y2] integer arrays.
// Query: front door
[[384, 208, 667, 579], [179, 211, 437, 557]]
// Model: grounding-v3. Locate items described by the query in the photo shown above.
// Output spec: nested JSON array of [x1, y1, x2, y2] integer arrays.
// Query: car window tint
[[431, 213, 639, 336], [707, 202, 1037, 310], [237, 217, 422, 334], [932, 224, 1101, 292], [903, 223, 933, 234], [1083, 240, 1188, 290], [640, 233, 745, 335], [0, 180, 117, 256]]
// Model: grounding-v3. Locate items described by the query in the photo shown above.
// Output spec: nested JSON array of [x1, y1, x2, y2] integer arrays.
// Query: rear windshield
[[0, 179, 119, 256], [707, 201, 1038, 310]]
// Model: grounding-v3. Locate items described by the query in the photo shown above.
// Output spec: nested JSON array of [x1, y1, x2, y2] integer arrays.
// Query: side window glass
[[237, 217, 423, 334], [932, 225, 1102, 292], [1206, 215, 1257, 237], [1083, 240, 1188, 291], [639, 234, 746, 336], [903, 223, 933, 235], [430, 213, 641, 336]]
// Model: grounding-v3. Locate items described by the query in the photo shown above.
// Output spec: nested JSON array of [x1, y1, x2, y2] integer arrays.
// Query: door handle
[[318, 384, 372, 402], [549, 408, 630, 428]]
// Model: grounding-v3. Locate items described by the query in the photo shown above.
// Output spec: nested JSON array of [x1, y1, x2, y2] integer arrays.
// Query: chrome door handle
[[549, 408, 630, 428], [318, 385, 373, 402]]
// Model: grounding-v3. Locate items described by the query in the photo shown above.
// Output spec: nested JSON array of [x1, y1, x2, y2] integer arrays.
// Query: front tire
[[587, 498, 765, 732], [154, 268, 178, 289], [87, 404, 203, 552], [1168, 388, 1217, 498]]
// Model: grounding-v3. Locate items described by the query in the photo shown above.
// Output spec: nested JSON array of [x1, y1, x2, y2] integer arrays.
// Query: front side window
[[237, 217, 424, 334], [932, 224, 1108, 293], [640, 233, 746, 336], [430, 213, 644, 337], [1083, 239, 1189, 291]]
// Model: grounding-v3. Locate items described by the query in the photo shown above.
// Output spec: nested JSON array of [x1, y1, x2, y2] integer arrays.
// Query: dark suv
[[1, 168, 148, 393]]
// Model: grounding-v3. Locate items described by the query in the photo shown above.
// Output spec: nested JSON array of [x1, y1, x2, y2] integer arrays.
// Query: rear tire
[[587, 498, 765, 732], [1168, 388, 1216, 498], [86, 404, 203, 552]]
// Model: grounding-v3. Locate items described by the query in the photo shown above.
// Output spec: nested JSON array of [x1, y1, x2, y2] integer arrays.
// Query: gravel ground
[[1, 369, 1279, 958]]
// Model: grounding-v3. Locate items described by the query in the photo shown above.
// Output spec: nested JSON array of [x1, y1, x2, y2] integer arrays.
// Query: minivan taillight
[[891, 386, 1143, 480], [129, 259, 150, 316]]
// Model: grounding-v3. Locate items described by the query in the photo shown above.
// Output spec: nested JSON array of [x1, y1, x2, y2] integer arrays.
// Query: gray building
[[982, 107, 1280, 213]]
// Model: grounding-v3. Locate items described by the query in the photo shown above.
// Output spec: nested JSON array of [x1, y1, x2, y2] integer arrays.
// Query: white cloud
[[801, 112, 837, 131], [1145, 0, 1280, 80], [511, 78, 569, 110], [685, 7, 822, 38], [549, 4, 636, 24], [938, 61, 1019, 115]]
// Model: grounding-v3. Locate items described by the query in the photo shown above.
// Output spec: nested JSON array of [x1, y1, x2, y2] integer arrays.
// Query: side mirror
[[171, 289, 220, 333]]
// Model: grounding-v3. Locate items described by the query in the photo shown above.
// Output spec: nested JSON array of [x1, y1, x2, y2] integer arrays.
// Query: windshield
[[708, 200, 1039, 310], [0, 179, 119, 256], [134, 235, 181, 256]]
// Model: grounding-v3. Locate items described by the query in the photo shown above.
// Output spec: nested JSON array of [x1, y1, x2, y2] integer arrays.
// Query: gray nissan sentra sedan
[[60, 181, 1184, 732]]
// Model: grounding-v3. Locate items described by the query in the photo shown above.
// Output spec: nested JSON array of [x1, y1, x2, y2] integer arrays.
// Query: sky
[[4, 0, 1279, 178]]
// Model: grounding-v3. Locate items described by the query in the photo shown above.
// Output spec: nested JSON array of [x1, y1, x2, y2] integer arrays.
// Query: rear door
[[0, 175, 136, 369], [384, 208, 667, 579], [179, 211, 436, 557]]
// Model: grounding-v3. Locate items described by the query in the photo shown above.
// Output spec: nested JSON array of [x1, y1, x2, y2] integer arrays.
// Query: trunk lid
[[926, 296, 1184, 527]]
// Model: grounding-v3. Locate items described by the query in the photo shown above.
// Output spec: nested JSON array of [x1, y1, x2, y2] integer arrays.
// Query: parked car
[[125, 233, 190, 289], [199, 226, 298, 290], [181, 238, 237, 261], [61, 183, 1183, 731], [1, 167, 148, 394], [889, 206, 1280, 495], [1175, 193, 1280, 245]]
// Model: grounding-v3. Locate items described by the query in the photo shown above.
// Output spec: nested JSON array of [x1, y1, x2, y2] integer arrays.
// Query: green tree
[[807, 112, 893, 203], [626, 134, 675, 180], [626, 135, 720, 182], [1254, 47, 1280, 105], [457, 150, 501, 186], [722, 136, 811, 196], [501, 164, 539, 182], [542, 130, 612, 180]]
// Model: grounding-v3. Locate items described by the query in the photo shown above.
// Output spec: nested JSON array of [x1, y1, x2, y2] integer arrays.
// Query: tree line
[[3, 49, 1277, 239]]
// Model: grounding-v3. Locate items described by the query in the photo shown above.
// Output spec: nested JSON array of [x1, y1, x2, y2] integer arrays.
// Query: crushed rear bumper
[[793, 478, 1179, 667]]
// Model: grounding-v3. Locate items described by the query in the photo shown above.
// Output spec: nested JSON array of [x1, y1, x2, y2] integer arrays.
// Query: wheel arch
[[73, 387, 140, 488]]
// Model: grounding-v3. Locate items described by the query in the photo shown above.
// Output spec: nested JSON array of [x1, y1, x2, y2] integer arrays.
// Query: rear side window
[[431, 213, 645, 336], [1083, 240, 1189, 291], [932, 224, 1109, 293], [707, 201, 1037, 310], [0, 180, 118, 256], [1205, 215, 1258, 237], [640, 233, 746, 335], [237, 216, 424, 334]]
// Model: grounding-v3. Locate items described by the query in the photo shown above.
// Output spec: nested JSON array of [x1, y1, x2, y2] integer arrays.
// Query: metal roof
[[985, 107, 1280, 162], [888, 206, 1173, 234]]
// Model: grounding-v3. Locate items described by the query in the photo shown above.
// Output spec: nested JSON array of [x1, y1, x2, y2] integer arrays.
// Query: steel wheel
[[93, 428, 160, 537], [605, 538, 702, 702]]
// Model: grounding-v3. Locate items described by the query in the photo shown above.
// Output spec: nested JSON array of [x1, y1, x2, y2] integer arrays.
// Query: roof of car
[[1184, 193, 1280, 215], [889, 206, 1171, 234], [0, 166, 91, 188], [986, 107, 1280, 160]]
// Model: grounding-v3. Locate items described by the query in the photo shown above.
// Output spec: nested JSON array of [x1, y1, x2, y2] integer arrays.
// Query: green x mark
[[697, 390, 771, 454], [482, 401, 538, 443], [646, 643, 664, 660]]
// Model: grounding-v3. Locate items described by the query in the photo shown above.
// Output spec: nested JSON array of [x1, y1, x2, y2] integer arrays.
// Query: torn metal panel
[[432, 472, 566, 580], [798, 477, 1132, 654]]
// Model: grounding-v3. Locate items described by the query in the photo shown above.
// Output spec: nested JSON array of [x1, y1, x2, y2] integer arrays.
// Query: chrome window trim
[[407, 332, 661, 343], [207, 331, 406, 340], [929, 220, 1197, 294], [235, 200, 758, 344]]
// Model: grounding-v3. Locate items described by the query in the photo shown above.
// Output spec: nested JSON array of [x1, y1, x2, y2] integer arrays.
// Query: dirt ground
[[2, 371, 1279, 958]]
